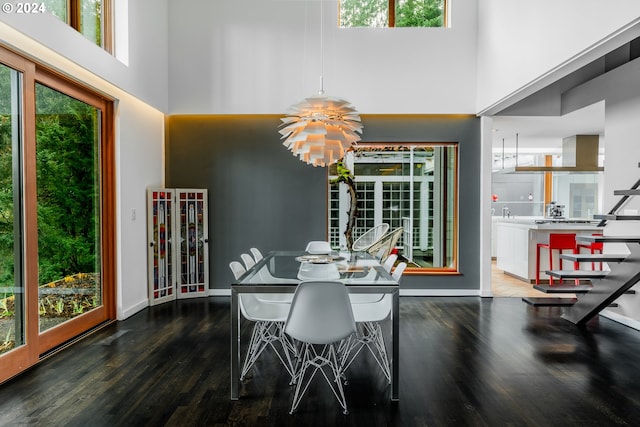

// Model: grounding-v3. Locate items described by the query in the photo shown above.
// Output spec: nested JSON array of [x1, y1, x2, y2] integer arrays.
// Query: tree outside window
[[41, 0, 110, 51], [340, 0, 447, 28]]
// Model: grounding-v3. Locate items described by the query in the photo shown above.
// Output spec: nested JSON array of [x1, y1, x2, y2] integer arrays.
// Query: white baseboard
[[400, 289, 482, 297], [207, 289, 482, 298], [119, 299, 149, 320], [600, 309, 640, 331]]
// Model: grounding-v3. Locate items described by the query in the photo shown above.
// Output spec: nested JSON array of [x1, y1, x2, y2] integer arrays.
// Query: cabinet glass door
[[177, 189, 208, 298], [147, 189, 176, 305]]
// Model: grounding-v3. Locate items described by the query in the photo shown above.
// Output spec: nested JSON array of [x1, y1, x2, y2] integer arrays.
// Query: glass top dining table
[[230, 250, 400, 401]]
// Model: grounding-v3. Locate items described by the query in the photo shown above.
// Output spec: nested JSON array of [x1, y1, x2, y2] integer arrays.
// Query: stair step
[[593, 214, 640, 221], [545, 270, 609, 279], [522, 297, 577, 307], [533, 284, 593, 293], [576, 235, 640, 244], [613, 189, 640, 196], [562, 243, 640, 325], [560, 253, 627, 263]]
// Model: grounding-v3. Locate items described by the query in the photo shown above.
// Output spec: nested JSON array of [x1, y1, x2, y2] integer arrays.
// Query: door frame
[[0, 45, 116, 383]]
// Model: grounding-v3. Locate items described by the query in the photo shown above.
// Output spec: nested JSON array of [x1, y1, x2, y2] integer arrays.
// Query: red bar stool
[[577, 233, 604, 270], [536, 233, 577, 285]]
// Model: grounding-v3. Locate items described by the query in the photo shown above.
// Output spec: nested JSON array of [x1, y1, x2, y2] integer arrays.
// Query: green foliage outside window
[[40, 0, 103, 47], [40, 0, 66, 20], [0, 66, 16, 288], [396, 0, 444, 27], [340, 0, 388, 27], [35, 84, 100, 285], [340, 0, 445, 28]]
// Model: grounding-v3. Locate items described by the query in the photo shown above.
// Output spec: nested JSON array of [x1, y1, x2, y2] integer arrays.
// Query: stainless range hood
[[514, 135, 603, 172]]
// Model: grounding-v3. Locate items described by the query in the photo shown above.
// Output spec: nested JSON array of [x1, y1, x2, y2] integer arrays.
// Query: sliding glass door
[[0, 62, 25, 357], [35, 83, 103, 334], [0, 46, 115, 382]]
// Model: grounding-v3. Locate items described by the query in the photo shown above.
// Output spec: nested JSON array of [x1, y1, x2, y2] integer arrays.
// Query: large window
[[329, 144, 458, 272], [41, 0, 112, 51], [340, 0, 447, 28], [35, 82, 103, 333], [0, 45, 115, 382]]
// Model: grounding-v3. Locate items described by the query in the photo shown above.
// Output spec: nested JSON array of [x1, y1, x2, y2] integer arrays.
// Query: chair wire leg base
[[241, 321, 298, 382], [341, 322, 391, 384], [289, 343, 349, 415]]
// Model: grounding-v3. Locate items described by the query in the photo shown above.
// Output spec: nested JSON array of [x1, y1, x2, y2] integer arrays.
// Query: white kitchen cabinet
[[495, 218, 602, 283]]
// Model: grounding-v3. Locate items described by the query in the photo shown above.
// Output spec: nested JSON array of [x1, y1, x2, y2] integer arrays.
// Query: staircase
[[522, 182, 640, 326]]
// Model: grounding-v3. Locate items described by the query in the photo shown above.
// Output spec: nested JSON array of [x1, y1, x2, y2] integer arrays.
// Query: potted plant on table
[[330, 160, 358, 251]]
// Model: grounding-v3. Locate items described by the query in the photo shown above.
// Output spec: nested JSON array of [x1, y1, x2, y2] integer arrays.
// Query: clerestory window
[[40, 0, 113, 52], [339, 0, 447, 28]]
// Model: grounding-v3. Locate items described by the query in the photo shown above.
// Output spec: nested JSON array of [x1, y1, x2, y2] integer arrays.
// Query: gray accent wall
[[166, 115, 481, 291], [359, 116, 482, 290]]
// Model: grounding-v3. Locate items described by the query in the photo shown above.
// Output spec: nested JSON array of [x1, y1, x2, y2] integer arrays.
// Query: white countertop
[[493, 216, 601, 230]]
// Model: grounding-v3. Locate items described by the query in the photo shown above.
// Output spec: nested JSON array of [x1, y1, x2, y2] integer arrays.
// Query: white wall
[[0, 0, 169, 111], [115, 101, 165, 320], [477, 0, 640, 114], [541, 56, 640, 326], [1, 0, 168, 319], [596, 60, 640, 326], [168, 0, 478, 114]]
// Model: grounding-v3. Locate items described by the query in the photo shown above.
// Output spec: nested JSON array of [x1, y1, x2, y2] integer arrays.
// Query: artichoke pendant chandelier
[[279, 87, 362, 167], [279, 1, 363, 168]]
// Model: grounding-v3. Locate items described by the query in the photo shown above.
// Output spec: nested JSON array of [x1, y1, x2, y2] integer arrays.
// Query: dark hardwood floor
[[2, 296, 640, 426]]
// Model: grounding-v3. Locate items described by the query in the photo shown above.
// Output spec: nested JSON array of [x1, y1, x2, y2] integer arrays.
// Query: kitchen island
[[494, 217, 603, 283]]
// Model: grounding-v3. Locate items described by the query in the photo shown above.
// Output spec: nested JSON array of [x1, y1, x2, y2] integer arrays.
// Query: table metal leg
[[391, 289, 399, 401], [230, 288, 240, 400]]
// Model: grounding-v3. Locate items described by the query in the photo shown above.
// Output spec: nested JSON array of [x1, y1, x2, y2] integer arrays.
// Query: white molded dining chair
[[284, 281, 357, 415], [305, 241, 332, 254], [255, 264, 296, 304], [382, 253, 398, 273], [241, 252, 296, 304], [391, 261, 407, 282], [348, 268, 384, 304], [345, 261, 407, 383], [297, 262, 340, 281], [229, 261, 295, 381], [240, 253, 256, 270], [250, 247, 263, 262], [229, 260, 247, 281]]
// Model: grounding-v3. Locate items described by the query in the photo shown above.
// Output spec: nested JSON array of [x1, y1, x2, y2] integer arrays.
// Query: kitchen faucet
[[502, 206, 510, 218]]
